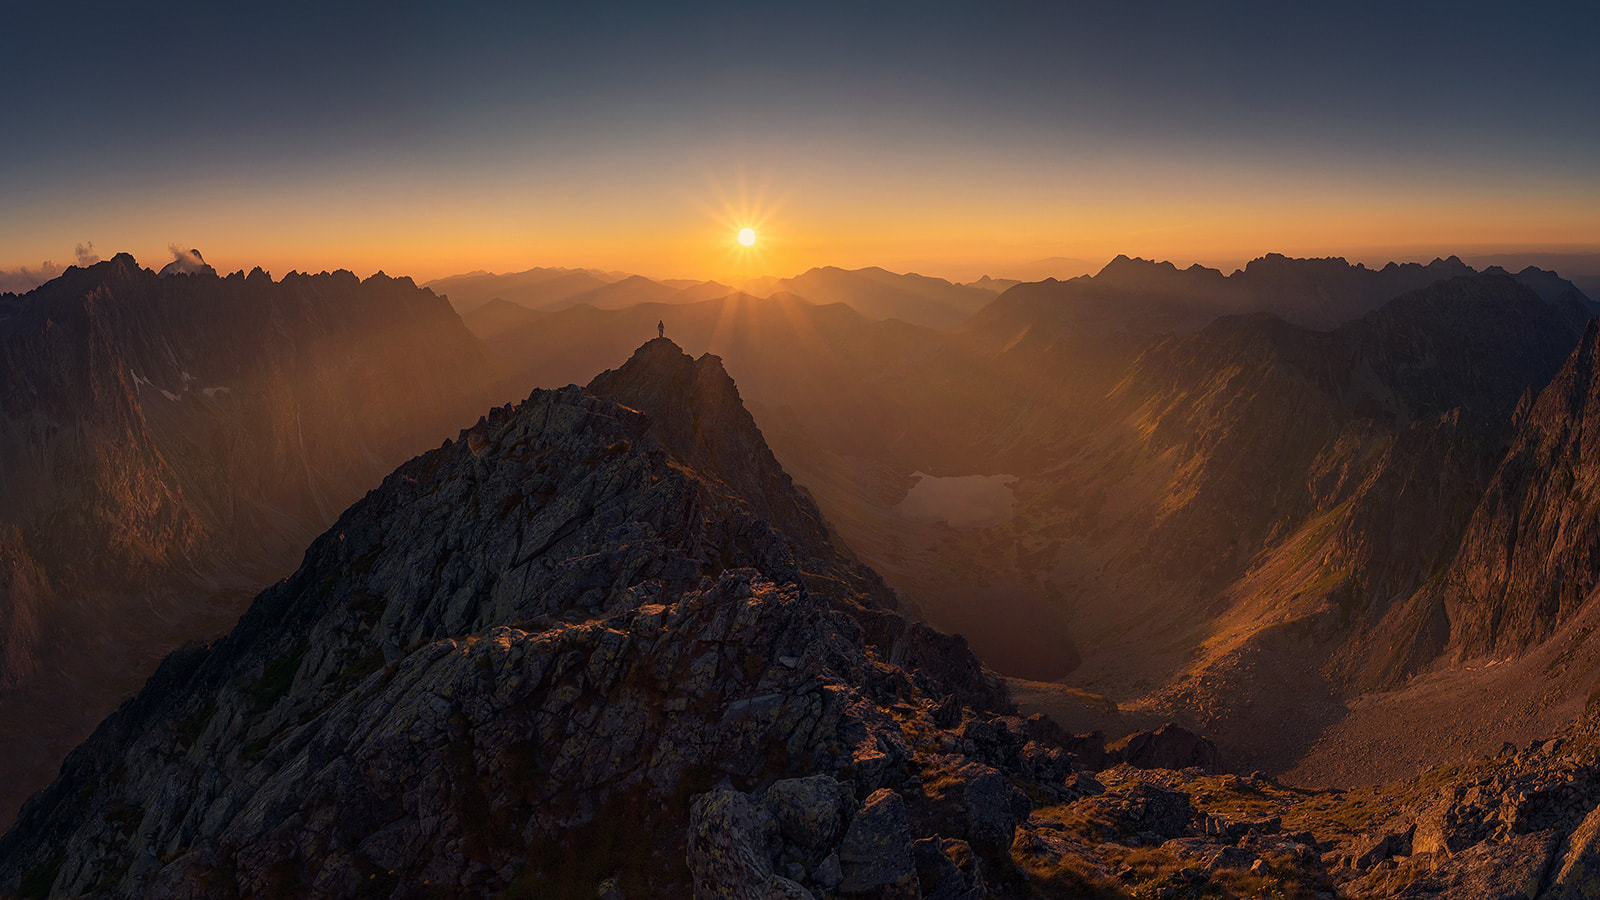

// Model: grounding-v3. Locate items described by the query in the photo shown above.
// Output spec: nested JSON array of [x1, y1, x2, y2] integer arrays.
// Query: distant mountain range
[[422, 266, 734, 317], [0, 254, 497, 826], [427, 264, 1010, 330]]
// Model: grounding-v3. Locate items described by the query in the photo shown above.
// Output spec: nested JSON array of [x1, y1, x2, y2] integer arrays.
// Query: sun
[[737, 227, 757, 247]]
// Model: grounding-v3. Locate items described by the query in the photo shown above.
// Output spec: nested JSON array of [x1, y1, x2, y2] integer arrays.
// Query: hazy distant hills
[[742, 265, 1004, 330], [1469, 250, 1600, 308], [463, 291, 945, 462], [0, 254, 497, 826], [444, 253, 1526, 336], [434, 264, 1008, 330], [423, 266, 733, 316]]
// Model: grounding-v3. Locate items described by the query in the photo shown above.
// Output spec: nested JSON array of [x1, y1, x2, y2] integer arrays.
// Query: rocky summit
[[12, 338, 1600, 900]]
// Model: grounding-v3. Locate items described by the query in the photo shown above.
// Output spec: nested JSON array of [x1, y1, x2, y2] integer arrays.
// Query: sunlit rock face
[[1443, 319, 1600, 656], [0, 253, 497, 826]]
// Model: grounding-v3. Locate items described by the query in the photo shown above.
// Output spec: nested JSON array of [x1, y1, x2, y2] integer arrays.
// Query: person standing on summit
[[657, 320, 664, 338]]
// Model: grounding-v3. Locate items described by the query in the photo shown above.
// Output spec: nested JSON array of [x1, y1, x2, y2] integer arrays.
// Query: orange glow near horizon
[[3, 155, 1597, 289]]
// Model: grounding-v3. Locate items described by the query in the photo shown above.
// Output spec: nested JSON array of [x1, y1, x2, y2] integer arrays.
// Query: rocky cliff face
[[1045, 273, 1581, 633], [0, 254, 497, 826], [1440, 319, 1600, 656]]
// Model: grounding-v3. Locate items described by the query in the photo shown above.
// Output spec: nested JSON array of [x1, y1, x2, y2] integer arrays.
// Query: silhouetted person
[[657, 320, 664, 338]]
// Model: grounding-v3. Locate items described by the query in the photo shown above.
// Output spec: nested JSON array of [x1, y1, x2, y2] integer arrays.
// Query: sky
[[2, 0, 1598, 286]]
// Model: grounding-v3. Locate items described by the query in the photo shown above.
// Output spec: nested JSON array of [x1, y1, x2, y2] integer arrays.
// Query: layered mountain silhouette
[[741, 266, 1002, 330], [438, 264, 1005, 330], [0, 254, 497, 826], [424, 266, 733, 317]]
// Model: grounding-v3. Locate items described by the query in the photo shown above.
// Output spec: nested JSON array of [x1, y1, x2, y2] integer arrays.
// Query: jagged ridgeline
[[0, 339, 1017, 898], [0, 253, 499, 828]]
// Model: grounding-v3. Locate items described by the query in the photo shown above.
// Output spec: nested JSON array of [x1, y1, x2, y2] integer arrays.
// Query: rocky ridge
[[0, 341, 1011, 897]]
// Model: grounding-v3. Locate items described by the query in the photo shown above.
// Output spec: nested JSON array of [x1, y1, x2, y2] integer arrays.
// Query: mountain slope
[[0, 254, 498, 826], [0, 341, 1014, 898], [978, 274, 1594, 770]]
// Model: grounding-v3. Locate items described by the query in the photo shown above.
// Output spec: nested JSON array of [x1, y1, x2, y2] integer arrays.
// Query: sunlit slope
[[990, 274, 1591, 768]]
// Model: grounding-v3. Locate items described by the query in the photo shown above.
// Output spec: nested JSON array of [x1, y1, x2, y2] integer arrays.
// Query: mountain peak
[[159, 248, 216, 277], [1094, 254, 1224, 289], [587, 338, 835, 552]]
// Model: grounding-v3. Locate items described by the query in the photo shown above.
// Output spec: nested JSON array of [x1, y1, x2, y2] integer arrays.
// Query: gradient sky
[[2, 0, 1597, 285]]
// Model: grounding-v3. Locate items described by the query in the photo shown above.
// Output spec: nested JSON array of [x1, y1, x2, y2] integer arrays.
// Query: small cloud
[[0, 261, 64, 294], [75, 242, 99, 267], [161, 245, 215, 277]]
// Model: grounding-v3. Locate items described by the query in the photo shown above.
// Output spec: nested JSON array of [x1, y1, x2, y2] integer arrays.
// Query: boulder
[[1206, 846, 1257, 871], [686, 788, 779, 900], [1096, 781, 1195, 841], [1353, 824, 1414, 871], [837, 789, 918, 896], [762, 775, 855, 851], [915, 837, 986, 900], [1548, 804, 1600, 900], [956, 764, 1032, 854], [1393, 829, 1560, 900], [1109, 724, 1222, 772]]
